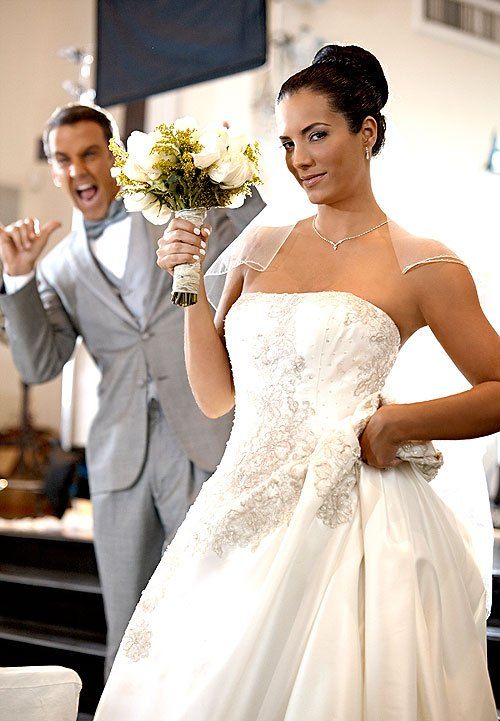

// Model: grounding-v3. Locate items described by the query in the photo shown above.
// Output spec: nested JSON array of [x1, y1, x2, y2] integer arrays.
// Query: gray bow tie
[[84, 198, 128, 241]]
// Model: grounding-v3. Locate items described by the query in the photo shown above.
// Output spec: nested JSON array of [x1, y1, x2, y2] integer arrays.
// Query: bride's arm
[[157, 218, 242, 419], [183, 265, 243, 418], [362, 262, 500, 468]]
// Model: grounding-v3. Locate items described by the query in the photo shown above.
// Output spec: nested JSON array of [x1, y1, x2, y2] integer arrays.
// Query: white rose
[[173, 116, 199, 133], [127, 131, 157, 168], [123, 191, 158, 213], [192, 126, 228, 169], [141, 200, 172, 225], [147, 169, 162, 181], [208, 151, 255, 189], [123, 191, 171, 224], [125, 129, 171, 181], [227, 192, 246, 208], [122, 157, 149, 182], [227, 132, 249, 154]]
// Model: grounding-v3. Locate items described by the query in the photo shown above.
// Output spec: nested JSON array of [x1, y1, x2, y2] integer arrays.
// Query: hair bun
[[312, 44, 388, 109]]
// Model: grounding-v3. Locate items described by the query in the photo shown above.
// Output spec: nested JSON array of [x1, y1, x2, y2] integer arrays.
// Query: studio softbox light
[[96, 0, 267, 107]]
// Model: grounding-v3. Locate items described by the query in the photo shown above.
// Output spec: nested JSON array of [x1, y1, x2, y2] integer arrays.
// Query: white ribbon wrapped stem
[[172, 208, 207, 297]]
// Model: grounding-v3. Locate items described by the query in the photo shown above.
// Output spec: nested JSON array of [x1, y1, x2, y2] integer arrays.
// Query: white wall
[[0, 0, 96, 432]]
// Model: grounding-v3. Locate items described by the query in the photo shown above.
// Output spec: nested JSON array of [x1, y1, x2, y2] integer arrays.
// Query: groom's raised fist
[[0, 217, 62, 276]]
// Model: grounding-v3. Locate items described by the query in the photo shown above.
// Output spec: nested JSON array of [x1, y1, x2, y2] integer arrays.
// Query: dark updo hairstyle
[[277, 44, 388, 156]]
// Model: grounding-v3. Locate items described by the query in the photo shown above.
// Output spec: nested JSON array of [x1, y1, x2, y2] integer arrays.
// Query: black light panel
[[96, 0, 267, 107]]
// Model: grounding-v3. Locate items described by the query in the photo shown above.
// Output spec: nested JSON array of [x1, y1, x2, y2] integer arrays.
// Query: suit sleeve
[[205, 188, 266, 267], [223, 187, 266, 234], [0, 264, 78, 384]]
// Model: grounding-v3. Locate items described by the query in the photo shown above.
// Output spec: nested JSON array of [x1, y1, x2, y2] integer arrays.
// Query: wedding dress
[[94, 222, 496, 721]]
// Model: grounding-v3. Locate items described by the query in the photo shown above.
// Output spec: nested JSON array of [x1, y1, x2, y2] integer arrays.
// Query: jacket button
[[137, 379, 147, 388], [141, 331, 151, 340]]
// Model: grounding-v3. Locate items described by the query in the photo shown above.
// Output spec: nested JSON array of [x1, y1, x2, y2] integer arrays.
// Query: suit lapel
[[67, 210, 138, 328], [68, 209, 173, 328]]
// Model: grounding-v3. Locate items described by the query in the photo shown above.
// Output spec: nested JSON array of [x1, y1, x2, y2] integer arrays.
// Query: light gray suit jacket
[[0, 193, 265, 493]]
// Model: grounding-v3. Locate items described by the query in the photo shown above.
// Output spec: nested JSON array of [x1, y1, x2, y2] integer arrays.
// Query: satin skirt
[[94, 456, 496, 721]]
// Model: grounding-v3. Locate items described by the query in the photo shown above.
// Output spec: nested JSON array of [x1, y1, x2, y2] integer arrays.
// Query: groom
[[0, 103, 264, 674]]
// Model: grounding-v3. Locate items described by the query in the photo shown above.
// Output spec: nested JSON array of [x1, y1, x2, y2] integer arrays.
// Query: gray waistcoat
[[89, 221, 159, 401]]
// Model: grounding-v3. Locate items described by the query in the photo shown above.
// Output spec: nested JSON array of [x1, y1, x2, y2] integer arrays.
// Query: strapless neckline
[[235, 290, 402, 348]]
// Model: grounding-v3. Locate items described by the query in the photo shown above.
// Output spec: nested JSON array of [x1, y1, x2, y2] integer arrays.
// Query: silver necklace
[[312, 216, 389, 251]]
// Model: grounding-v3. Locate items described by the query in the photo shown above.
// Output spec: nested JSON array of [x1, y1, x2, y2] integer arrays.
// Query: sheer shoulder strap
[[387, 220, 468, 275], [204, 217, 297, 309], [402, 254, 467, 275]]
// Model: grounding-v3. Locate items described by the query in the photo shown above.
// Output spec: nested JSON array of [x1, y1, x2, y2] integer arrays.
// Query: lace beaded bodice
[[163, 291, 399, 559], [178, 291, 400, 556], [226, 291, 400, 432]]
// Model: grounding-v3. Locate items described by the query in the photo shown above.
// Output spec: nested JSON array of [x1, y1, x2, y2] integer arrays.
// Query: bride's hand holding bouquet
[[110, 117, 260, 307], [156, 215, 211, 288]]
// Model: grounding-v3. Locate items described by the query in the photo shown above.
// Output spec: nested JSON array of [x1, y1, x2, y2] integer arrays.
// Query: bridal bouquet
[[110, 117, 261, 307]]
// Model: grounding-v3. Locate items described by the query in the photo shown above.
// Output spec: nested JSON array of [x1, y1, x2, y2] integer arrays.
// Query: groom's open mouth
[[75, 182, 99, 205]]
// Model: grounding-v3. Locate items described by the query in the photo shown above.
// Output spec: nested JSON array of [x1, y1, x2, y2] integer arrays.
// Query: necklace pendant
[[312, 216, 389, 251]]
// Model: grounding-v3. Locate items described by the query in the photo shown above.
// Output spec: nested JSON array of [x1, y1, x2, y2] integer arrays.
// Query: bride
[[94, 44, 500, 720]]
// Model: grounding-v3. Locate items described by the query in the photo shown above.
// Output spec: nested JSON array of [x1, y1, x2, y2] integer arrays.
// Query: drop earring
[[365, 146, 370, 160]]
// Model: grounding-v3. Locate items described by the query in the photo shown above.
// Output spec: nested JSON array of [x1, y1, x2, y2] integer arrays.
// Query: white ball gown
[[94, 289, 497, 721]]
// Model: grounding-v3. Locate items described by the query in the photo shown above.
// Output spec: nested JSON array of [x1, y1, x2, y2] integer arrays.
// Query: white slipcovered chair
[[0, 666, 82, 721]]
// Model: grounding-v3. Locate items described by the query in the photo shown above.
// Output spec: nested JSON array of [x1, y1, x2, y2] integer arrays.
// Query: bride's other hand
[[156, 218, 211, 276], [359, 405, 403, 469]]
